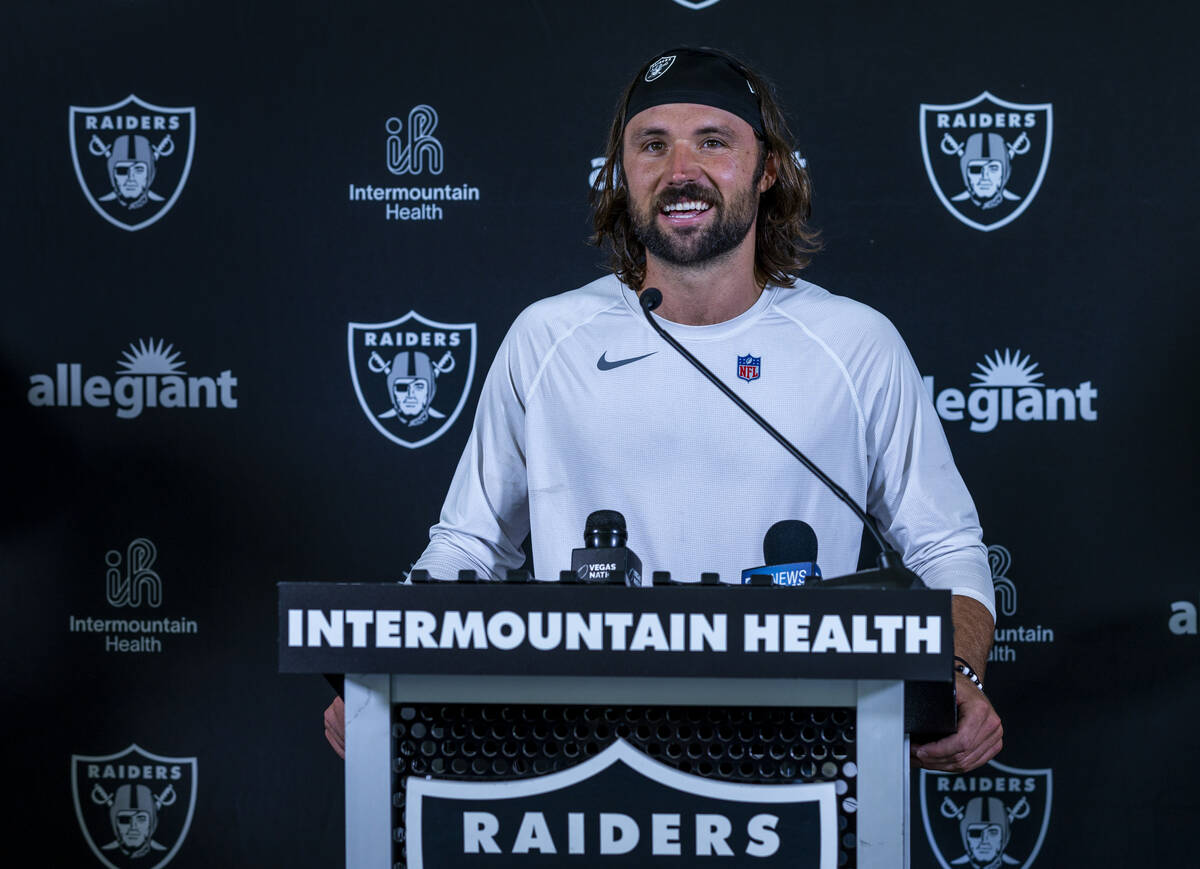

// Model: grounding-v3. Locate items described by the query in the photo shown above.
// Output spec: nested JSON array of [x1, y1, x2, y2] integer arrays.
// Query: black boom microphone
[[569, 510, 645, 586], [639, 288, 919, 589]]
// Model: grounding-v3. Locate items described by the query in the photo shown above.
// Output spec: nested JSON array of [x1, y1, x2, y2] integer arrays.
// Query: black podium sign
[[278, 582, 952, 682]]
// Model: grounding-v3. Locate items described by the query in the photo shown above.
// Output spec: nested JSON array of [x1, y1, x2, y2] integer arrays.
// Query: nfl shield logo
[[71, 744, 197, 869], [347, 311, 477, 448], [919, 759, 1052, 869], [69, 95, 196, 231], [919, 92, 1052, 231], [737, 353, 761, 382]]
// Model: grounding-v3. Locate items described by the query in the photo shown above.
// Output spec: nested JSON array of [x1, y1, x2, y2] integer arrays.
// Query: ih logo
[[920, 760, 1052, 869], [984, 543, 1055, 664], [71, 744, 197, 869], [406, 739, 836, 867], [919, 92, 1052, 231], [106, 538, 162, 608], [348, 311, 477, 448], [737, 353, 761, 382], [989, 544, 1016, 619], [387, 105, 443, 176], [69, 95, 196, 231]]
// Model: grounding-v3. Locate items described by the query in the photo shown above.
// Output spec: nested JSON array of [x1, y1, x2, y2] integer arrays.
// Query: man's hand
[[912, 672, 1002, 772], [324, 696, 346, 759]]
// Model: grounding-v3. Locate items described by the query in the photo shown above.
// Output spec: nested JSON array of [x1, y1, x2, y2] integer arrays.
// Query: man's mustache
[[654, 183, 721, 211]]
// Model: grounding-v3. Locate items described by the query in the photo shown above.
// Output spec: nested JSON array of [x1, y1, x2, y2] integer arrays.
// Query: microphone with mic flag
[[741, 519, 823, 586], [639, 287, 919, 589], [569, 510, 645, 586]]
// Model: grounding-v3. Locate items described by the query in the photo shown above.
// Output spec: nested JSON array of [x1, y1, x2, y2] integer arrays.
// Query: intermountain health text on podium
[[277, 584, 952, 681]]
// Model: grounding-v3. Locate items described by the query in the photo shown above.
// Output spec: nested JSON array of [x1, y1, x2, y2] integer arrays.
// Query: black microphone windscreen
[[584, 509, 627, 548], [640, 288, 663, 311], [763, 520, 818, 565]]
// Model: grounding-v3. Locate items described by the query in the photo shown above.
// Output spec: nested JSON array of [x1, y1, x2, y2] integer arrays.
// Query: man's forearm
[[952, 595, 995, 680]]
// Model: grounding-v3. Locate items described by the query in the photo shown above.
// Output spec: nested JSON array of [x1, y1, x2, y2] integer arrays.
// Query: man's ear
[[759, 149, 778, 193]]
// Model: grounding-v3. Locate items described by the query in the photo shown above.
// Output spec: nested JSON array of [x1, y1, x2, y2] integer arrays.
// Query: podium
[[279, 580, 953, 869]]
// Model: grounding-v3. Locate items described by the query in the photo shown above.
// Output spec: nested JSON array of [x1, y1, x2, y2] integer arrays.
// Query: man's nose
[[668, 144, 700, 182]]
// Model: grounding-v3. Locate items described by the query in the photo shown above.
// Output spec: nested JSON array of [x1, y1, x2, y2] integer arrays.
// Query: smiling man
[[325, 47, 1002, 775]]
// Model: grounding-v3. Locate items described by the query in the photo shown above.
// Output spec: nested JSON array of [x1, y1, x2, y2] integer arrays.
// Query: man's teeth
[[662, 201, 711, 214]]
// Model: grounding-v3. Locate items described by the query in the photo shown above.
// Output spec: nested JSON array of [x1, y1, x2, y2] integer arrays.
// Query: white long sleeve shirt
[[413, 275, 994, 618]]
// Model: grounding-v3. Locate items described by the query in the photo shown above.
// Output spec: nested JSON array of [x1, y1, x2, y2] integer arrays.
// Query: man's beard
[[631, 176, 761, 268]]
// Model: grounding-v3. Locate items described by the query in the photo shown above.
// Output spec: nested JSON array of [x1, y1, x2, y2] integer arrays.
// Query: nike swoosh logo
[[597, 351, 657, 371]]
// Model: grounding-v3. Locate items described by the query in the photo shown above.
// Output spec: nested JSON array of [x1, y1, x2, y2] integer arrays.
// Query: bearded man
[[326, 46, 1002, 775]]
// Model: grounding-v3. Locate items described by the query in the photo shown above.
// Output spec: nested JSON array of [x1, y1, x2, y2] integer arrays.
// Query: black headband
[[624, 48, 764, 136]]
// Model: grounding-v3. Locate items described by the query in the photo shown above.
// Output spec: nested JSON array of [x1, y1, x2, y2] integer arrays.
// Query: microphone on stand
[[569, 510, 645, 586], [741, 519, 822, 586], [638, 287, 919, 589]]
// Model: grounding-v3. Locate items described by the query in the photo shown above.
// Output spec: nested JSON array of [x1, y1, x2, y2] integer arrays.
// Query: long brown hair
[[590, 47, 822, 290]]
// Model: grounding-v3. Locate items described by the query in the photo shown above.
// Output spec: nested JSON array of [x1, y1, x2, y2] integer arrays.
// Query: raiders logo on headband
[[645, 55, 677, 82]]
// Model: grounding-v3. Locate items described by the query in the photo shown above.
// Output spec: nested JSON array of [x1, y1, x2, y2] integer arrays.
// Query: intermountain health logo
[[407, 739, 836, 867], [347, 105, 482, 221], [27, 338, 238, 419], [920, 92, 1052, 231], [986, 544, 1054, 664], [348, 311, 477, 448], [671, 0, 722, 9], [69, 95, 196, 231], [71, 744, 197, 869], [922, 349, 1097, 433], [107, 538, 162, 608], [69, 539, 200, 654], [920, 760, 1052, 869]]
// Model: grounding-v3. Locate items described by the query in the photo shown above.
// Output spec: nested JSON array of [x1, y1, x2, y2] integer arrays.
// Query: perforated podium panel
[[391, 702, 861, 868]]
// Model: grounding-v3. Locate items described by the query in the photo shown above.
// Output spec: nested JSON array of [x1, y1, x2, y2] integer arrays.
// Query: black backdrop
[[4, 1, 1197, 865]]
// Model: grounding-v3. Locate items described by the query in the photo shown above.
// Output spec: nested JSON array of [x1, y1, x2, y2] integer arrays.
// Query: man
[[326, 47, 1002, 774]]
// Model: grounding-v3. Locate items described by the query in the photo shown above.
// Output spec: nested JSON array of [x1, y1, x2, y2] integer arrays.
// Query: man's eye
[[702, 139, 726, 148], [643, 141, 665, 153]]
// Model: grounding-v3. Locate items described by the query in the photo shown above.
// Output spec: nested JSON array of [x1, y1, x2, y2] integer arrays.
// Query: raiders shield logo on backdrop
[[348, 311, 477, 448], [406, 738, 837, 867], [919, 759, 1052, 869], [71, 744, 197, 869], [919, 92, 1052, 232], [69, 95, 196, 231]]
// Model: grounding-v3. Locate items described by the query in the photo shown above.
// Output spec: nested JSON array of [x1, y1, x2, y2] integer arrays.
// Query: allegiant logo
[[923, 349, 1097, 433], [27, 338, 237, 419]]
